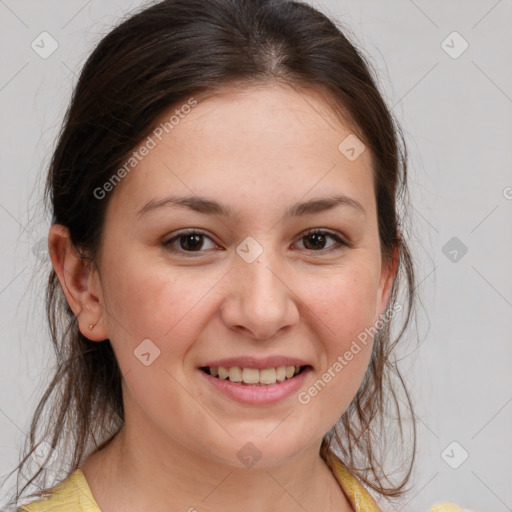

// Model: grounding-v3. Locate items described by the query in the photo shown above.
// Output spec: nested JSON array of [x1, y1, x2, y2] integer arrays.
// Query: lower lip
[[198, 367, 312, 405]]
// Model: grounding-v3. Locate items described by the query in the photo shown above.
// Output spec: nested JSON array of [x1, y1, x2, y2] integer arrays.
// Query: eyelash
[[162, 228, 349, 256]]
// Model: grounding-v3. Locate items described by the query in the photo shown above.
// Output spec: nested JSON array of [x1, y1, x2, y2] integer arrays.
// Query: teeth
[[243, 367, 260, 384], [275, 366, 287, 381], [229, 367, 242, 382], [208, 365, 302, 385], [259, 368, 276, 385]]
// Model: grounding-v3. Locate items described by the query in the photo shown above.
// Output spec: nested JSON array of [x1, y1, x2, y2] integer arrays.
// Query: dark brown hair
[[6, 0, 417, 508]]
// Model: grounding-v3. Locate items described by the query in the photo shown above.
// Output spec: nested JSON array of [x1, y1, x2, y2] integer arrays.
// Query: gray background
[[1, 0, 511, 510]]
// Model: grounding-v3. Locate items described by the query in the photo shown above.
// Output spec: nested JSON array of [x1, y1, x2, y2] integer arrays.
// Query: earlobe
[[47, 224, 108, 341]]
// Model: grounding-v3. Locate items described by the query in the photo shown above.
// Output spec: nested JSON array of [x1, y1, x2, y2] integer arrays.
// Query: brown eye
[[163, 230, 217, 254], [295, 229, 347, 253]]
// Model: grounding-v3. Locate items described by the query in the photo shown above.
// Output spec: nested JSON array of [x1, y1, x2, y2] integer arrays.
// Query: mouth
[[199, 365, 311, 386]]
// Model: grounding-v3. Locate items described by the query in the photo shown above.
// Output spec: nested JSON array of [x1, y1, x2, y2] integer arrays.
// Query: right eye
[[162, 229, 219, 255]]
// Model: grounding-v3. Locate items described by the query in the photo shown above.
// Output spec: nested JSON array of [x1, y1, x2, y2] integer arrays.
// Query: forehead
[[164, 81, 361, 156], [107, 82, 375, 221]]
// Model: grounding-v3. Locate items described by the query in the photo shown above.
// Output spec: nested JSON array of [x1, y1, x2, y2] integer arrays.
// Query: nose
[[219, 242, 300, 340]]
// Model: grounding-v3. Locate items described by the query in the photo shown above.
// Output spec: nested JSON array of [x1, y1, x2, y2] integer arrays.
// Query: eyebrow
[[136, 194, 366, 220]]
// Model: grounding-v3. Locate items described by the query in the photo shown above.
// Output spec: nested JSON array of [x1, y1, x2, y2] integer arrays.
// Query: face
[[78, 82, 396, 467]]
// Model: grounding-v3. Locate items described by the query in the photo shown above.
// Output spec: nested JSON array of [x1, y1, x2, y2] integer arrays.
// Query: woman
[[6, 0, 463, 510]]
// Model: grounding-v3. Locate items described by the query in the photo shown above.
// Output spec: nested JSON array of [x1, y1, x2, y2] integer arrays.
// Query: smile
[[198, 365, 312, 405], [200, 365, 309, 385]]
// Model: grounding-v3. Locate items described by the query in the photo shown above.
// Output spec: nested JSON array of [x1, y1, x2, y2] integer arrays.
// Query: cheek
[[100, 247, 226, 363], [304, 263, 380, 344], [99, 256, 215, 418], [296, 260, 380, 403]]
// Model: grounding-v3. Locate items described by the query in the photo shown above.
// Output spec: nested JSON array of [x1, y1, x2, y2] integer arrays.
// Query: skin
[[49, 82, 398, 512]]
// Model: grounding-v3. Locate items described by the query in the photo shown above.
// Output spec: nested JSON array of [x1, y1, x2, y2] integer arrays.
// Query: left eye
[[294, 229, 346, 253], [162, 229, 346, 255]]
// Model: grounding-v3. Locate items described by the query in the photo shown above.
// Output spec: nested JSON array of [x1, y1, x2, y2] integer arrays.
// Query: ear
[[48, 224, 109, 341], [374, 235, 401, 321]]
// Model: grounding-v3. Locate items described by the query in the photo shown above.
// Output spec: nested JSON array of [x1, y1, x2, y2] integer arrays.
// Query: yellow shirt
[[19, 461, 463, 512]]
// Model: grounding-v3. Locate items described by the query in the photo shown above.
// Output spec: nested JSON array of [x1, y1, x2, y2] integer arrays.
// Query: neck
[[82, 421, 353, 512]]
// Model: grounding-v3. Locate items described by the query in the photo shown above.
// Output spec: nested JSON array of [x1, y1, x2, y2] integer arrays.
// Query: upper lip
[[198, 356, 312, 370]]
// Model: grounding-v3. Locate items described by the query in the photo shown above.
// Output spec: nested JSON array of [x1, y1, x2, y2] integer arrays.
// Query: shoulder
[[17, 470, 100, 512], [428, 504, 472, 512], [327, 451, 467, 512]]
